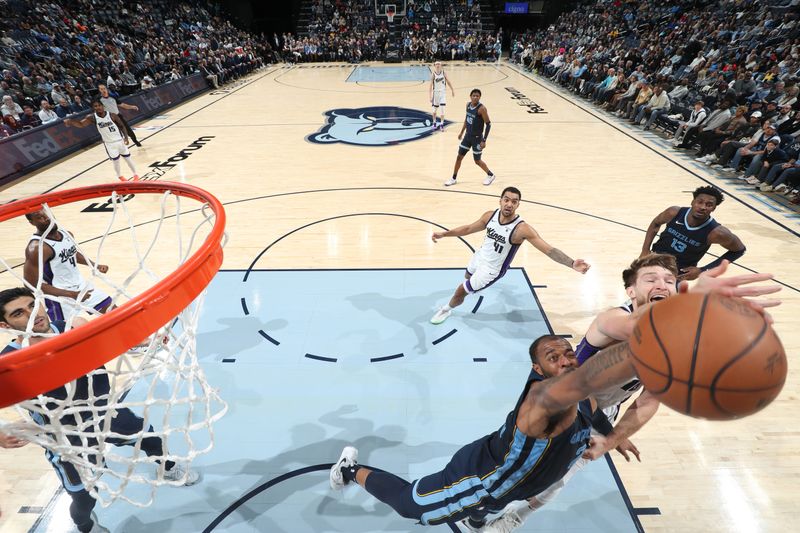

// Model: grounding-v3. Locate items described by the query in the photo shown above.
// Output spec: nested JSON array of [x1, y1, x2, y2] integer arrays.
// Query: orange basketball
[[629, 292, 787, 420]]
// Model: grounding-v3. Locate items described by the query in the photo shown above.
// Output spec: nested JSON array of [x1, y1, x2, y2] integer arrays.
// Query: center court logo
[[307, 106, 451, 146]]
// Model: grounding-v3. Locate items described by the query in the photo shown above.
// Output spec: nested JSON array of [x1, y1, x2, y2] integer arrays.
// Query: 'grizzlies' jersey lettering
[[29, 230, 85, 291], [95, 112, 123, 144], [476, 209, 524, 275], [465, 102, 484, 138], [652, 207, 719, 270], [485, 375, 593, 500]]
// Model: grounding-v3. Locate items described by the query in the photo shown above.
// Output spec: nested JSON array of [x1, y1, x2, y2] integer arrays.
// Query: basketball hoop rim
[[0, 181, 226, 409]]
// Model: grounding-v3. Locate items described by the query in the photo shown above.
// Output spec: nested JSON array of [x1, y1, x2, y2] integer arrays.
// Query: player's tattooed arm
[[545, 247, 575, 267], [534, 342, 637, 416], [521, 224, 588, 272], [431, 211, 493, 242]]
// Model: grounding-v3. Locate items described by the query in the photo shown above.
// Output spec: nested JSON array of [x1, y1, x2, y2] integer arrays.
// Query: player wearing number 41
[[64, 99, 140, 182], [430, 186, 590, 325], [640, 186, 746, 281]]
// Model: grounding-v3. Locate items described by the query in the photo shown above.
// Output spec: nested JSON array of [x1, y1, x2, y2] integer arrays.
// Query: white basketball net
[[0, 190, 228, 508]]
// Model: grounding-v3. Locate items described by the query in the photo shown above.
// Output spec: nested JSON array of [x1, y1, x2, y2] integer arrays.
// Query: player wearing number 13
[[430, 187, 590, 324], [640, 186, 746, 282]]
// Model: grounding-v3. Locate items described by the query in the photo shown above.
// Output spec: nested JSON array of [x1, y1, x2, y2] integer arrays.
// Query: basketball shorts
[[45, 285, 113, 323], [464, 254, 504, 294], [458, 135, 483, 159], [432, 90, 446, 107], [104, 140, 130, 159]]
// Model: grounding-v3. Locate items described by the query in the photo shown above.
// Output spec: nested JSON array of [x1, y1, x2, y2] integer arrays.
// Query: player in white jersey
[[481, 254, 679, 532], [23, 208, 112, 325], [64, 100, 139, 181], [430, 187, 590, 324], [429, 61, 454, 130]]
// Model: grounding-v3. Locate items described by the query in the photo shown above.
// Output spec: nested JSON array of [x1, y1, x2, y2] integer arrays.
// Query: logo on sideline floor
[[308, 106, 451, 146]]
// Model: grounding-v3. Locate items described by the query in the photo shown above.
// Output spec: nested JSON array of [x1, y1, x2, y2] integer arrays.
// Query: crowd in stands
[[0, 0, 274, 139], [510, 0, 800, 204], [283, 0, 501, 63]]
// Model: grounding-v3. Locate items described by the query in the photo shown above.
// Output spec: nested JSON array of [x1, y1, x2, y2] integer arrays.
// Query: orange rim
[[0, 181, 225, 408]]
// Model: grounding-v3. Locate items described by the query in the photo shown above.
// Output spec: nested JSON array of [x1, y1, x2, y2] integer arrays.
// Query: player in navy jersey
[[483, 254, 678, 532], [430, 187, 589, 325], [0, 287, 198, 533], [641, 186, 746, 281], [330, 335, 608, 530], [444, 89, 496, 186], [329, 263, 778, 530]]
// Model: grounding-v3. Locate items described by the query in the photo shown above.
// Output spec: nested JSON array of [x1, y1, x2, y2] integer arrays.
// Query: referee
[[98, 83, 141, 147]]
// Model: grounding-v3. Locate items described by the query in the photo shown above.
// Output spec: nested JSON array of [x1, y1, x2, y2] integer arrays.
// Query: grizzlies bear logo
[[308, 106, 451, 146]]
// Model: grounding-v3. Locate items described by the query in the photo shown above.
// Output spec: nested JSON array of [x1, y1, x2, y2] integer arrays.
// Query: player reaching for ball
[[330, 261, 780, 532], [482, 254, 678, 532]]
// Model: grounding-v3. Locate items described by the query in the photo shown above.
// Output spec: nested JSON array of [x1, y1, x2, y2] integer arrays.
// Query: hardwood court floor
[[1, 62, 798, 532]]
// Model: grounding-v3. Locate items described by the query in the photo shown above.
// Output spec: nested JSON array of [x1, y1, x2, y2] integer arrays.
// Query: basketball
[[630, 292, 787, 421]]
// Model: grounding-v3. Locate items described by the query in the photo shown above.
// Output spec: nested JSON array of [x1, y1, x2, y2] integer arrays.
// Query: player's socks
[[341, 463, 361, 483], [123, 154, 138, 176]]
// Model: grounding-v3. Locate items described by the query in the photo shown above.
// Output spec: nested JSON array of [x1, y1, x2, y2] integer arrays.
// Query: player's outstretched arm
[[63, 115, 95, 128], [519, 223, 590, 273], [0, 431, 28, 449], [640, 206, 679, 257], [431, 210, 493, 242], [583, 389, 659, 462], [533, 342, 638, 419], [593, 304, 654, 343]]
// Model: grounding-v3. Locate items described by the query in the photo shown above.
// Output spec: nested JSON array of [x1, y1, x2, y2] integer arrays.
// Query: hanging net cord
[[0, 190, 228, 508]]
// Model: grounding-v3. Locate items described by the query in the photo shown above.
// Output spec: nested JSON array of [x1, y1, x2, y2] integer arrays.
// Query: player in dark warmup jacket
[[640, 186, 746, 281]]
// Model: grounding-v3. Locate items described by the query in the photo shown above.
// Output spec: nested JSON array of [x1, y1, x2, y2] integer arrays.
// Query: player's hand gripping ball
[[629, 292, 787, 420]]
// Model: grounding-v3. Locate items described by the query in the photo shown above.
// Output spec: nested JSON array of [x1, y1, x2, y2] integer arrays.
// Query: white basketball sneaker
[[330, 446, 359, 490], [444, 177, 458, 186], [430, 306, 452, 325], [483, 173, 496, 186], [482, 508, 526, 532], [459, 517, 485, 532], [163, 463, 200, 486]]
